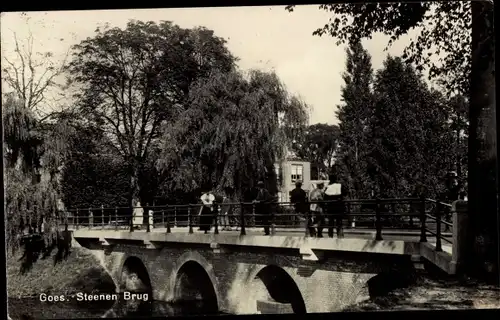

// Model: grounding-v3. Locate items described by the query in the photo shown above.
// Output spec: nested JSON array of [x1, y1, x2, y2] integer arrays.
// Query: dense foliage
[[286, 1, 496, 281], [66, 20, 237, 207], [333, 41, 461, 200], [59, 126, 130, 209], [334, 42, 374, 198], [3, 91, 72, 252], [369, 56, 454, 198], [157, 69, 309, 199], [291, 123, 339, 180]]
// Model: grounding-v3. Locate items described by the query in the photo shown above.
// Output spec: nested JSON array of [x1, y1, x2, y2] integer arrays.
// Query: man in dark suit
[[323, 174, 347, 238], [254, 181, 273, 235], [290, 180, 308, 231]]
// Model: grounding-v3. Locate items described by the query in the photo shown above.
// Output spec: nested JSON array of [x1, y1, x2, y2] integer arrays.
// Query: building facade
[[275, 158, 312, 202]]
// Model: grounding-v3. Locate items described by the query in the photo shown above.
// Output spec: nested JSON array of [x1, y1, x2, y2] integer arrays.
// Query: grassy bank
[[7, 246, 115, 298]]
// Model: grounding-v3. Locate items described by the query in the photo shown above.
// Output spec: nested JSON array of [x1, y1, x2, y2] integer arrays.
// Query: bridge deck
[[72, 226, 452, 262]]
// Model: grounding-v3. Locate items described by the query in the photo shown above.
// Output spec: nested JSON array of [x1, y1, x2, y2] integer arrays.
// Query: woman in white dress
[[199, 186, 215, 233]]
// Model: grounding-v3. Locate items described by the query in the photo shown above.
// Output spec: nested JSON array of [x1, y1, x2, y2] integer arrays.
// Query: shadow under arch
[[366, 268, 416, 299], [173, 260, 219, 314], [120, 256, 153, 295], [253, 265, 307, 314]]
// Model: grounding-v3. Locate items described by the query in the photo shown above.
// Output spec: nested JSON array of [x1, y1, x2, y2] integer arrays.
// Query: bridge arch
[[170, 252, 219, 313], [120, 256, 153, 294], [249, 265, 307, 314]]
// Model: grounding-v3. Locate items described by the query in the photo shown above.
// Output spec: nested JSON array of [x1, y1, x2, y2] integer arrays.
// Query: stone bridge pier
[[78, 234, 418, 314]]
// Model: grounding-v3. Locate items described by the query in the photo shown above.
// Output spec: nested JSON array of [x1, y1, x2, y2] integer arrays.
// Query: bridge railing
[[57, 198, 452, 243], [423, 198, 454, 252]]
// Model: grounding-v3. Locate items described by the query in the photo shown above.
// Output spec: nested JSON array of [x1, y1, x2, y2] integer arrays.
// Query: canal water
[[8, 295, 224, 319]]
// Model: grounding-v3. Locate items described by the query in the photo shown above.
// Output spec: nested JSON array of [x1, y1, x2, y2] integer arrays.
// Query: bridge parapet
[[62, 197, 465, 279], [61, 198, 452, 242]]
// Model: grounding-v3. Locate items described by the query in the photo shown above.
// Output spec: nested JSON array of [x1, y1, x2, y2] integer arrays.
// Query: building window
[[275, 164, 280, 185], [291, 164, 303, 183]]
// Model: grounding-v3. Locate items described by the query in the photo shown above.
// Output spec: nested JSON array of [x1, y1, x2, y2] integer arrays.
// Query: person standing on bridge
[[220, 186, 236, 231], [254, 181, 273, 235], [309, 182, 325, 237], [290, 180, 308, 221], [200, 186, 216, 234], [133, 202, 144, 230], [323, 174, 347, 238]]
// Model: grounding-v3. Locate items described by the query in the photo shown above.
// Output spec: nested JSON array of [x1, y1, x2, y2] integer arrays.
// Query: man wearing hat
[[254, 181, 273, 235], [290, 180, 308, 232]]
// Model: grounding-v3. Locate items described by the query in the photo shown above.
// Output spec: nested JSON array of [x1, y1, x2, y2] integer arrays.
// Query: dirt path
[[345, 276, 499, 311]]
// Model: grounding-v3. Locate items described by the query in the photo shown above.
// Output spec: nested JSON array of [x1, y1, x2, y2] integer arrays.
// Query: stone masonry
[[75, 232, 417, 314]]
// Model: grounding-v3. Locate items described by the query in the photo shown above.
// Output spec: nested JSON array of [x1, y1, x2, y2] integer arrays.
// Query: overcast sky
[[1, 5, 421, 125]]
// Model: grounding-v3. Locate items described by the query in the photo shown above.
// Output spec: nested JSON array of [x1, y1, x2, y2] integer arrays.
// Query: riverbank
[[344, 275, 500, 311], [7, 246, 116, 298]]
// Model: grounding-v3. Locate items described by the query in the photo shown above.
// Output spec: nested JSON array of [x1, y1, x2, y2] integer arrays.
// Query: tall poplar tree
[[335, 41, 374, 198]]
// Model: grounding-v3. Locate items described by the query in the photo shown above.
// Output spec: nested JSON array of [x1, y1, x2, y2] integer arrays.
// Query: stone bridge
[[74, 230, 430, 314], [68, 200, 469, 314]]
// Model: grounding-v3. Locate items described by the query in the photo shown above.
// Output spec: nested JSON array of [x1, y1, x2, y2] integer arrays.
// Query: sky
[[1, 5, 422, 125]]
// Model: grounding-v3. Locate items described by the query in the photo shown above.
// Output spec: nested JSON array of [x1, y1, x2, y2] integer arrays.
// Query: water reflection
[[104, 298, 220, 318], [9, 295, 222, 319]]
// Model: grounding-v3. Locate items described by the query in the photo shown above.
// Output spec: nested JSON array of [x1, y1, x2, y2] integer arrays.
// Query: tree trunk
[[129, 160, 141, 208], [468, 1, 497, 283], [456, 115, 462, 178]]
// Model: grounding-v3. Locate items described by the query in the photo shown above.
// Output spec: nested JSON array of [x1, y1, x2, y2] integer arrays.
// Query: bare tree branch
[[2, 30, 68, 121]]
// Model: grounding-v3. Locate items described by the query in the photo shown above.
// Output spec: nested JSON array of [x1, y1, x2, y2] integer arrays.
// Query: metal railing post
[[89, 209, 93, 229], [166, 207, 171, 234], [161, 208, 165, 227], [146, 206, 151, 233], [129, 207, 134, 232], [409, 200, 414, 228], [174, 207, 178, 227], [435, 201, 443, 252], [348, 202, 355, 229], [252, 202, 256, 228], [214, 204, 219, 235], [76, 208, 79, 230], [240, 202, 246, 236], [419, 197, 427, 242], [268, 203, 276, 235], [101, 205, 105, 229], [115, 207, 118, 231], [188, 205, 194, 234], [375, 198, 383, 240], [304, 203, 309, 237], [108, 207, 112, 227], [162, 208, 165, 228]]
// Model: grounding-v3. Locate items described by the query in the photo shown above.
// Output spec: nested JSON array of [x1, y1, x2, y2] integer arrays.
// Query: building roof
[[285, 156, 309, 162]]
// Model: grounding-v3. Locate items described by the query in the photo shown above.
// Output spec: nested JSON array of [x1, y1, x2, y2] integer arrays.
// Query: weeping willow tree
[[3, 21, 74, 261], [156, 69, 309, 199], [3, 94, 74, 254]]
